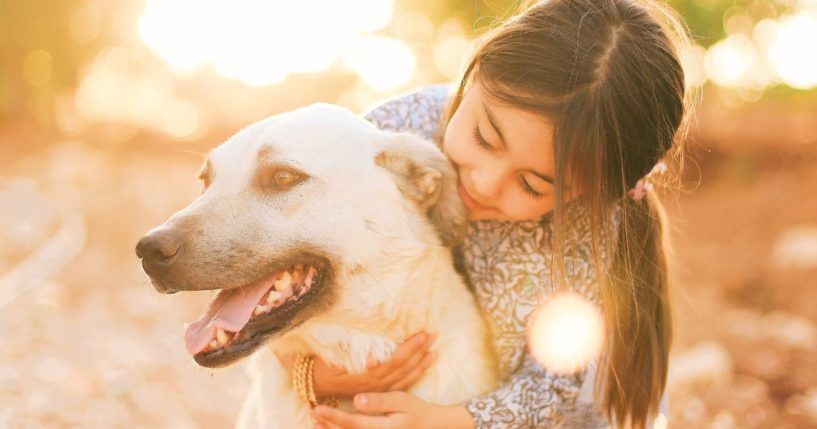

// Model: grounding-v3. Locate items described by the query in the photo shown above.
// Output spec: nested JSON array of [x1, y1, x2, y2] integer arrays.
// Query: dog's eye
[[257, 166, 307, 192], [271, 169, 300, 187]]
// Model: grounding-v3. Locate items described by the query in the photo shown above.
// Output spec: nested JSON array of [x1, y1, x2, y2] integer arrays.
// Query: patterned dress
[[364, 86, 645, 428]]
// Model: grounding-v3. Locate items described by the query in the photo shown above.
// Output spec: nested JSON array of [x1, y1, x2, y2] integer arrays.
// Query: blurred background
[[1, 0, 816, 427]]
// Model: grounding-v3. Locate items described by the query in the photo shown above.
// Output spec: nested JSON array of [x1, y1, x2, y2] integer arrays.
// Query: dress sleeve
[[362, 85, 450, 142]]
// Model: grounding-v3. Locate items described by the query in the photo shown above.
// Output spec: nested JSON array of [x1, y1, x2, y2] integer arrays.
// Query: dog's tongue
[[184, 274, 277, 355]]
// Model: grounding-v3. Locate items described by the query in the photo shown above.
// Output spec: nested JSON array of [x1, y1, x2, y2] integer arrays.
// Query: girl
[[301, 0, 691, 427]]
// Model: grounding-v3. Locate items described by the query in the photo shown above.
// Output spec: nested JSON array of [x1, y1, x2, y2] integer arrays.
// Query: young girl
[[305, 0, 691, 427]]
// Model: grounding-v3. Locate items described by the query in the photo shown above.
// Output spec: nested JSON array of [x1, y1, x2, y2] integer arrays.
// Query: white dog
[[136, 104, 498, 428]]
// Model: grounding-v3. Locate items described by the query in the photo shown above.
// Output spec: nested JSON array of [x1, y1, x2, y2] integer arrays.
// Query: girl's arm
[[311, 359, 596, 429]]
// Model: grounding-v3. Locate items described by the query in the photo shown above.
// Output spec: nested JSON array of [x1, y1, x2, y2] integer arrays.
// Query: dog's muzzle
[[135, 228, 183, 293]]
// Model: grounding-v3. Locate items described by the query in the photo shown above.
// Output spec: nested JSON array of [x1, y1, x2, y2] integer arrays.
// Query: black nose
[[136, 229, 182, 265]]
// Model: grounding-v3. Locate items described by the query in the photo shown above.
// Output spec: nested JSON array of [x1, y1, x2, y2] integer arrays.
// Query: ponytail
[[598, 191, 672, 428]]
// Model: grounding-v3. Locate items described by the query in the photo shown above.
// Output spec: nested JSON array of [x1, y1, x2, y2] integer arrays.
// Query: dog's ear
[[375, 132, 467, 246]]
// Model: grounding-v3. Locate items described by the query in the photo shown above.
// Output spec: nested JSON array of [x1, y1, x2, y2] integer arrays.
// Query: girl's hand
[[312, 391, 475, 429], [278, 332, 436, 398]]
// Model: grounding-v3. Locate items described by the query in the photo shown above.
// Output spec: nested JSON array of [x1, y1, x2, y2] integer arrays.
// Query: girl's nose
[[470, 167, 503, 200]]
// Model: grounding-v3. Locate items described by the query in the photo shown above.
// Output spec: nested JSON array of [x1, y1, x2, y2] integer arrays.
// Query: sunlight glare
[[527, 293, 604, 374], [344, 37, 416, 90], [138, 0, 394, 86]]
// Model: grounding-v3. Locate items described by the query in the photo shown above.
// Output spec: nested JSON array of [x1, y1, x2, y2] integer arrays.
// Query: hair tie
[[627, 162, 667, 201]]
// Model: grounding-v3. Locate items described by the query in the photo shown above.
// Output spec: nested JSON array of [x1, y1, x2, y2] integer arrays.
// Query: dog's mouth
[[184, 259, 328, 368]]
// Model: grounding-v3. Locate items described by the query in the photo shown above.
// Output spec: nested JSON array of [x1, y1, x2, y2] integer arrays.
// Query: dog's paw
[[302, 324, 398, 374]]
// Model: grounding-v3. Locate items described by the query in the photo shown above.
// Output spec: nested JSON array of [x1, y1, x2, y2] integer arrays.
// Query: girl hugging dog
[[301, 1, 692, 427]]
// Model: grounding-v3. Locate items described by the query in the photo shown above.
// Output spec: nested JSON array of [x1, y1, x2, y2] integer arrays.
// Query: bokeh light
[[137, 0, 404, 88], [701, 3, 817, 93], [527, 293, 604, 374], [704, 34, 762, 89], [343, 37, 417, 90], [765, 12, 817, 89]]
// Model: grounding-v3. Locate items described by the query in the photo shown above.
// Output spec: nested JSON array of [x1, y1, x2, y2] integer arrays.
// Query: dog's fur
[[137, 104, 499, 428]]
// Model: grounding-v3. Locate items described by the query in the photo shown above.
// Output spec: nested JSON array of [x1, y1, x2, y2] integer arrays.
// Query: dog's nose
[[136, 229, 182, 265]]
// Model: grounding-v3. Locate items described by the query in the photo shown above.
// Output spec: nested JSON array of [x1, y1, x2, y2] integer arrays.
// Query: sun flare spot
[[527, 293, 604, 374]]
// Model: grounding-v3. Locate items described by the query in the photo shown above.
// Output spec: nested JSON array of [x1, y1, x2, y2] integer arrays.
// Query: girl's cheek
[[442, 137, 468, 170]]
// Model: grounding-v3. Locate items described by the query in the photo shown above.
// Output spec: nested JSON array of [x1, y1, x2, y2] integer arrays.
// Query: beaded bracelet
[[293, 354, 338, 408]]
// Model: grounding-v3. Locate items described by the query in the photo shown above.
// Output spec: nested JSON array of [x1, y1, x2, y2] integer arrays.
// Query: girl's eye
[[472, 126, 494, 150], [520, 176, 544, 199]]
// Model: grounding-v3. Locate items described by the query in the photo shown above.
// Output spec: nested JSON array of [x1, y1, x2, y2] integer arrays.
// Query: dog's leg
[[236, 347, 314, 429]]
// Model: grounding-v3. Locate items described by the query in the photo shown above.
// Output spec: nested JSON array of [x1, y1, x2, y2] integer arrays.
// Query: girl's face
[[443, 81, 558, 221]]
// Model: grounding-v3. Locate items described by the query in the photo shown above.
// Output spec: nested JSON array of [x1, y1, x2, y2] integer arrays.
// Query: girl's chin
[[467, 209, 508, 221]]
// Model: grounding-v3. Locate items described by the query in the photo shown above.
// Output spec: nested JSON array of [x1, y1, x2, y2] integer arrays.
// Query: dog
[[136, 103, 499, 428]]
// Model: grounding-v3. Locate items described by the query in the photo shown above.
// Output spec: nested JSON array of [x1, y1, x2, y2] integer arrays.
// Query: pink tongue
[[184, 272, 279, 355]]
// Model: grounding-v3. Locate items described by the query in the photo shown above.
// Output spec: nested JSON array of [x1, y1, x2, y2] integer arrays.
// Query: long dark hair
[[443, 0, 692, 427]]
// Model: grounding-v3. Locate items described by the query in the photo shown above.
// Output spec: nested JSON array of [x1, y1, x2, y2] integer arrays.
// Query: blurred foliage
[[0, 0, 104, 125], [670, 0, 782, 46]]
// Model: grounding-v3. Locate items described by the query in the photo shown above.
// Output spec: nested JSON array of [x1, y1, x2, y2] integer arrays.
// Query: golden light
[[527, 292, 604, 374], [764, 12, 817, 90], [75, 47, 205, 139], [69, 5, 101, 44], [343, 37, 417, 90], [433, 18, 470, 80], [138, 0, 395, 87], [393, 11, 434, 47], [704, 34, 761, 89]]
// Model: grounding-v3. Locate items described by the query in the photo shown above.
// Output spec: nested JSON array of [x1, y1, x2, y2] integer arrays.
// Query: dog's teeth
[[254, 305, 267, 315], [216, 328, 229, 345], [209, 340, 218, 349], [274, 271, 292, 294], [290, 270, 301, 285], [266, 290, 282, 304]]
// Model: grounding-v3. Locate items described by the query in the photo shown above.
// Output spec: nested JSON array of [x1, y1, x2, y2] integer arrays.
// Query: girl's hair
[[442, 0, 692, 427]]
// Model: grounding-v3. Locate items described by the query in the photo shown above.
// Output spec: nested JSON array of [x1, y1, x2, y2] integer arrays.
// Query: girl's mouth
[[458, 183, 489, 211]]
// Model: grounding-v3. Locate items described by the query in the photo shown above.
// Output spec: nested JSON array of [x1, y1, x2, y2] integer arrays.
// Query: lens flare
[[527, 293, 604, 374]]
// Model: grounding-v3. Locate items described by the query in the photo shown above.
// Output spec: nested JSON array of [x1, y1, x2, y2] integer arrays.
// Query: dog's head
[[135, 104, 466, 367]]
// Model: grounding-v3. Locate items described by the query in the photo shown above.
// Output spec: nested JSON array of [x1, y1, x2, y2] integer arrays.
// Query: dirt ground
[[1, 100, 816, 428]]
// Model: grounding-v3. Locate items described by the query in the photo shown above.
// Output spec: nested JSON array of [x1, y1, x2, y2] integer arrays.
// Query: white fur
[[168, 104, 498, 428]]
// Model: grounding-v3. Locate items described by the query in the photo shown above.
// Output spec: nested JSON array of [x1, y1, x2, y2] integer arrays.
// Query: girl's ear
[[375, 132, 467, 247]]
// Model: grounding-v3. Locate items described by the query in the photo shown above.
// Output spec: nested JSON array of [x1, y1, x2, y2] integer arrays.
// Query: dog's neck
[[281, 239, 466, 374]]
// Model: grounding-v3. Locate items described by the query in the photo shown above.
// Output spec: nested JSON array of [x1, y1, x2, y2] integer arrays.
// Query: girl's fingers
[[316, 420, 344, 429], [354, 391, 414, 414], [378, 344, 429, 388], [389, 352, 436, 391], [314, 405, 389, 429], [369, 332, 429, 376]]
